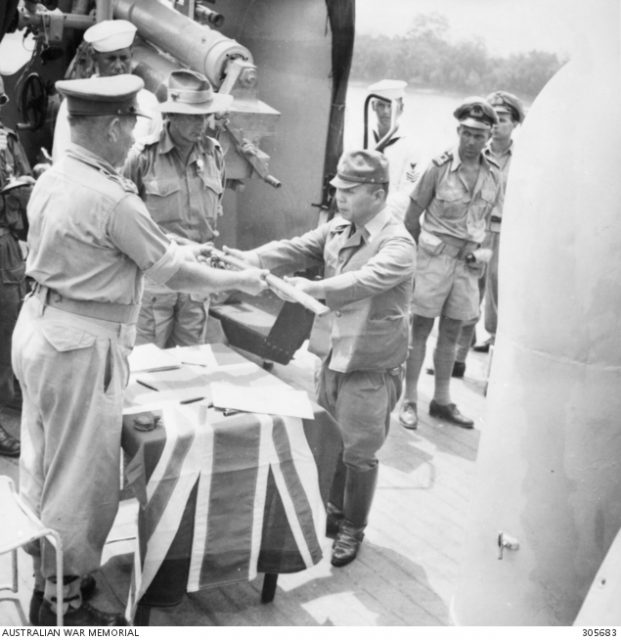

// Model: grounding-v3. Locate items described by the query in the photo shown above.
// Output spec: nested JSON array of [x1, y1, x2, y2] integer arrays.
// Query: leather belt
[[435, 233, 480, 260], [32, 282, 140, 324]]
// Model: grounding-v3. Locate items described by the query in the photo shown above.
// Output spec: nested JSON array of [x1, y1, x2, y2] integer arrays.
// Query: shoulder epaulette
[[106, 171, 138, 195], [484, 153, 501, 169], [119, 175, 139, 194], [432, 150, 452, 167]]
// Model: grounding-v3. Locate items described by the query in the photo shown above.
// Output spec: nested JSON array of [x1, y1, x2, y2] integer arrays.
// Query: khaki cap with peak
[[56, 74, 150, 118], [330, 149, 389, 190], [83, 19, 137, 53]]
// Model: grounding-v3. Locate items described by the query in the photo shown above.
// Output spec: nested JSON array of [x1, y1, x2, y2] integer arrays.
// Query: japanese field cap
[[486, 90, 525, 124], [159, 69, 233, 115], [367, 79, 407, 101], [330, 149, 389, 190], [453, 97, 498, 130], [83, 19, 136, 53], [56, 75, 150, 118]]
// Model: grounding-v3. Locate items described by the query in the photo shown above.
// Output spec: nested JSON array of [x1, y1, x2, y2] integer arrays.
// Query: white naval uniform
[[377, 132, 422, 221]]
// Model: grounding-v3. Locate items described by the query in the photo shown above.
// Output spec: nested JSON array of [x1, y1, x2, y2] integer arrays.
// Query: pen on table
[[220, 407, 243, 417], [137, 379, 158, 392], [179, 397, 210, 405]]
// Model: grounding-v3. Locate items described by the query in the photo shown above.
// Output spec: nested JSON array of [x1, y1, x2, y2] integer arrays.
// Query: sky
[[355, 0, 590, 58]]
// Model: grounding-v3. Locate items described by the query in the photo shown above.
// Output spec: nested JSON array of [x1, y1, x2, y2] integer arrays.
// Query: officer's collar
[[364, 206, 390, 240], [331, 207, 389, 242], [159, 122, 209, 160], [65, 143, 120, 176], [485, 138, 513, 158], [450, 145, 496, 172]]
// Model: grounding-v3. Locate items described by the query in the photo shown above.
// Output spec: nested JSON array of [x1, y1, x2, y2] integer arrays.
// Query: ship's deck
[[0, 326, 490, 627]]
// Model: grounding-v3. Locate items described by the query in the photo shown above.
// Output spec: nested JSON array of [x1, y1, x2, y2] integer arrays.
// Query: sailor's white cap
[[84, 19, 137, 53], [367, 79, 407, 101]]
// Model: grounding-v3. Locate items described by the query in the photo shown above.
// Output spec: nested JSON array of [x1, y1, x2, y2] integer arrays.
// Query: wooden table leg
[[134, 603, 152, 626], [261, 573, 278, 603]]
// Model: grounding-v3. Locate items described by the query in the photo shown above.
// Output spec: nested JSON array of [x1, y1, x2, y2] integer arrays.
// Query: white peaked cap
[[367, 79, 407, 100], [84, 19, 137, 53]]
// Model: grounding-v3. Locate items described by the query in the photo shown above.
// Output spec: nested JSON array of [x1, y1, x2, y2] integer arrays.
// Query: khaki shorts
[[411, 244, 484, 321]]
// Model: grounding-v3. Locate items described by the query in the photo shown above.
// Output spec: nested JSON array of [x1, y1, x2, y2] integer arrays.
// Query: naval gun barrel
[[112, 0, 252, 87]]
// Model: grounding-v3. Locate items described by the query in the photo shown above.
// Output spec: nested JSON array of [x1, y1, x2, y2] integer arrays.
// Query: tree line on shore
[[351, 13, 565, 99]]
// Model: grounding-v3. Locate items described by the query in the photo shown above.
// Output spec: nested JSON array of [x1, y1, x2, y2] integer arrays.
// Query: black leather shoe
[[429, 400, 474, 429], [452, 361, 466, 378], [331, 522, 365, 567], [30, 575, 97, 625], [325, 503, 344, 539], [473, 338, 494, 353], [0, 424, 20, 457], [39, 600, 127, 626], [398, 401, 418, 429]]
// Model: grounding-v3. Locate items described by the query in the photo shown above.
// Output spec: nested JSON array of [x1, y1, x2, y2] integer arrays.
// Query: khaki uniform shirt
[[0, 126, 31, 184], [26, 144, 183, 304], [0, 125, 32, 280], [410, 146, 503, 244], [123, 124, 225, 244], [483, 141, 513, 232], [256, 208, 416, 373]]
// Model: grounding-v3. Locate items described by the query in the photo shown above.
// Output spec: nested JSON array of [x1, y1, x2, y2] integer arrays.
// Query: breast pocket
[[199, 171, 223, 198], [144, 179, 182, 225], [436, 183, 467, 220], [470, 186, 497, 224]]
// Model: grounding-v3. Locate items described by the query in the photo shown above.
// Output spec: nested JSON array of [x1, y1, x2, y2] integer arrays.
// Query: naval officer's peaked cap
[[453, 97, 498, 130]]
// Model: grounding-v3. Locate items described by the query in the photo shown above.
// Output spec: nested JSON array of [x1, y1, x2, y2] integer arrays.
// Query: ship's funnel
[[453, 0, 621, 625]]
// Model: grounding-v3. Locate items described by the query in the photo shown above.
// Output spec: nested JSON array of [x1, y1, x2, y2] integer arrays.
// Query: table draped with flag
[[121, 343, 340, 620]]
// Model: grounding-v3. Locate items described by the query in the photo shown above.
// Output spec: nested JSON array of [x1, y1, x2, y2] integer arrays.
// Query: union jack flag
[[123, 403, 326, 622]]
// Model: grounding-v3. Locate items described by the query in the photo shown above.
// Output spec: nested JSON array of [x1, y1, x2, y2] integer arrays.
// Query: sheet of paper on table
[[174, 344, 219, 369], [123, 377, 204, 411], [133, 366, 211, 403], [210, 380, 314, 420], [128, 343, 181, 373]]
